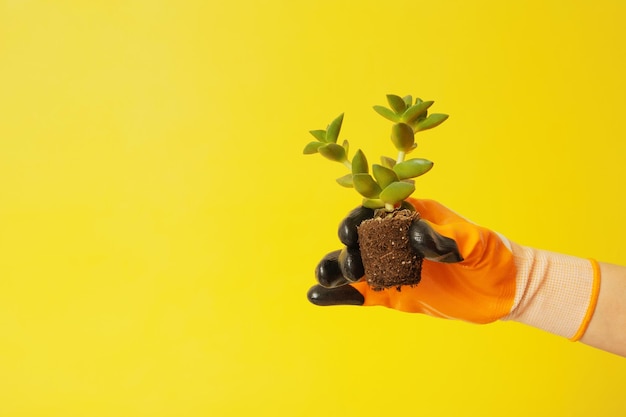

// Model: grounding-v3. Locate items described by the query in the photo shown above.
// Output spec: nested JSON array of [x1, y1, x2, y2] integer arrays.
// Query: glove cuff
[[502, 242, 601, 341]]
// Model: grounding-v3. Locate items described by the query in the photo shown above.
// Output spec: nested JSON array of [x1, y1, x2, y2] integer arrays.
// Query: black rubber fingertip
[[315, 250, 350, 288], [338, 246, 365, 282], [338, 206, 375, 247], [409, 220, 464, 263], [307, 285, 365, 306]]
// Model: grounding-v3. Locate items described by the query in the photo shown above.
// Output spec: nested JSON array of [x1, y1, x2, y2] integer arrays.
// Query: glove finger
[[338, 206, 375, 248], [307, 284, 365, 306], [412, 217, 492, 268], [315, 246, 365, 287], [409, 219, 464, 263], [338, 246, 365, 282], [308, 281, 410, 310], [315, 250, 350, 288]]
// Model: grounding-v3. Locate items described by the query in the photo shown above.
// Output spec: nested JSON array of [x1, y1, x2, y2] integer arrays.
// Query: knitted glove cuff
[[502, 242, 601, 340]]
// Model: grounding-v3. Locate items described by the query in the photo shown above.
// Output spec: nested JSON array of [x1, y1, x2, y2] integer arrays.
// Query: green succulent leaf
[[325, 113, 344, 143], [393, 158, 434, 179], [303, 141, 325, 154], [306, 94, 447, 204], [318, 143, 347, 163], [309, 129, 327, 142], [342, 139, 349, 155], [353, 173, 382, 199], [362, 198, 385, 209], [379, 181, 415, 205], [380, 156, 396, 169], [403, 100, 434, 124], [387, 94, 407, 114], [352, 149, 369, 174], [372, 164, 399, 189], [405, 142, 418, 155], [373, 105, 399, 122], [390, 122, 415, 152], [416, 113, 449, 132], [336, 173, 354, 188]]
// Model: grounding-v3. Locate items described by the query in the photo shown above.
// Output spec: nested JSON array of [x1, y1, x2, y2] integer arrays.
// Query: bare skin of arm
[[580, 262, 626, 357]]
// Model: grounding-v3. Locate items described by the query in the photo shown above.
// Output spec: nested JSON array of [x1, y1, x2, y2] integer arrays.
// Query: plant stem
[[343, 160, 352, 170], [384, 203, 395, 212], [396, 151, 406, 164]]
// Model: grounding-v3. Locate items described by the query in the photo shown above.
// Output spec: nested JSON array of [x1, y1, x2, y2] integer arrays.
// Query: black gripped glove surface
[[308, 205, 463, 307]]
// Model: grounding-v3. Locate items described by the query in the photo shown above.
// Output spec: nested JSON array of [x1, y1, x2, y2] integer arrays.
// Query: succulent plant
[[304, 94, 448, 212]]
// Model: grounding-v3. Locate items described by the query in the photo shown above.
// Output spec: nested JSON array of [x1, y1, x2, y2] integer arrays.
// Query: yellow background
[[1, 1, 626, 416]]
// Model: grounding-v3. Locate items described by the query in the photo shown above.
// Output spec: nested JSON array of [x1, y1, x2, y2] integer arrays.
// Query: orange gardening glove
[[308, 198, 601, 340]]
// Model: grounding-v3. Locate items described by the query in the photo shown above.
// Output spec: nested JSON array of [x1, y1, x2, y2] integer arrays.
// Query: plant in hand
[[304, 94, 449, 290]]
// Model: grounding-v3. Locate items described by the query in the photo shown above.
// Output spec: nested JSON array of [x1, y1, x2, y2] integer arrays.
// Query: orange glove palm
[[352, 199, 517, 323]]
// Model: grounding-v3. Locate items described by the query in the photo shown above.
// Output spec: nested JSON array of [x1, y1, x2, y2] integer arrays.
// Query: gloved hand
[[308, 199, 600, 340]]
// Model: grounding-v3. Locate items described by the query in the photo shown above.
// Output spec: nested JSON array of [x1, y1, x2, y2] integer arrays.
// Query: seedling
[[304, 94, 447, 212], [304, 94, 449, 290]]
